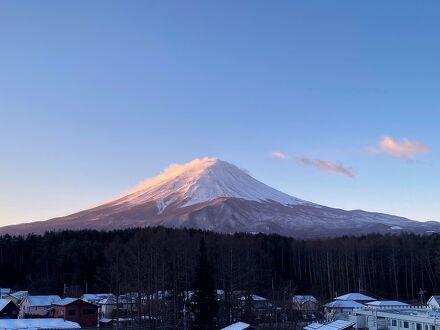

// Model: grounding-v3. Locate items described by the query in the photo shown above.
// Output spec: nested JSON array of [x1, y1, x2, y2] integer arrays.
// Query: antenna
[[419, 288, 427, 304]]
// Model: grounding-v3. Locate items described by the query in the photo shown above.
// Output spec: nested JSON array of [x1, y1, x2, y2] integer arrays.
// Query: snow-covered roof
[[99, 318, 113, 324], [0, 318, 80, 329], [335, 293, 375, 301], [53, 298, 79, 306], [239, 294, 267, 301], [293, 295, 318, 304], [81, 293, 114, 303], [304, 320, 354, 330], [324, 300, 365, 309], [9, 291, 28, 300], [366, 300, 408, 307], [428, 296, 440, 304], [0, 289, 10, 295], [0, 299, 12, 311], [221, 321, 252, 330], [26, 295, 61, 307], [98, 296, 117, 305]]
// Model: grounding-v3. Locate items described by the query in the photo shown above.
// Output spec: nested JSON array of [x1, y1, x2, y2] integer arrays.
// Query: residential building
[[293, 295, 319, 312], [0, 289, 11, 299], [7, 291, 28, 306], [19, 295, 61, 318], [52, 298, 98, 328], [80, 294, 117, 318], [0, 299, 19, 319], [350, 306, 440, 330], [427, 296, 440, 309]]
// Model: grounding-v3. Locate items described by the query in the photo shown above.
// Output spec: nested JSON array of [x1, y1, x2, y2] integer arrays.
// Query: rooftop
[[0, 318, 80, 329], [335, 293, 376, 301], [221, 321, 252, 330], [325, 300, 365, 308]]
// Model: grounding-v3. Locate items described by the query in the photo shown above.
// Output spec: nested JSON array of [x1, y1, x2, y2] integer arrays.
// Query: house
[[334, 293, 376, 303], [221, 321, 256, 330], [81, 293, 114, 304], [19, 295, 61, 318], [304, 320, 355, 330], [0, 299, 19, 319], [80, 294, 117, 318], [324, 300, 365, 317], [238, 295, 276, 322], [293, 295, 319, 311], [52, 298, 98, 328], [427, 296, 440, 309], [7, 291, 28, 306], [239, 295, 272, 309], [0, 318, 81, 329], [0, 289, 11, 299]]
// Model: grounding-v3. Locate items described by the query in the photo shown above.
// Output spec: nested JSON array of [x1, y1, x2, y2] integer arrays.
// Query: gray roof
[[53, 298, 78, 306], [335, 293, 375, 301], [221, 322, 252, 330], [304, 320, 355, 330], [9, 291, 28, 300], [293, 295, 318, 304], [26, 295, 61, 307], [324, 300, 365, 308], [366, 300, 408, 306]]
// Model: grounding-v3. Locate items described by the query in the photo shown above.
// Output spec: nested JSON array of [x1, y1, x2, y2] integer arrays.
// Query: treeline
[[0, 227, 439, 303]]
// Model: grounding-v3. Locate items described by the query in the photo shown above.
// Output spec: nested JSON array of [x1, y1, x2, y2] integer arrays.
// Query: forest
[[0, 227, 439, 304]]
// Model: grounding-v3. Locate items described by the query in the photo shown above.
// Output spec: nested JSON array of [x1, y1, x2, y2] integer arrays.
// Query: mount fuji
[[1, 157, 439, 238]]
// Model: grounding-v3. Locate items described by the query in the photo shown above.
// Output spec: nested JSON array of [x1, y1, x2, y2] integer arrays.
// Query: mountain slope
[[1, 157, 438, 238]]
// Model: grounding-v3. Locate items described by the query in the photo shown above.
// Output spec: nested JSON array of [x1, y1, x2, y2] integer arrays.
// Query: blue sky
[[1, 0, 439, 225]]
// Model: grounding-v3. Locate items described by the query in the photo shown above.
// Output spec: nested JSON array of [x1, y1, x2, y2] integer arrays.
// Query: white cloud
[[271, 151, 354, 177], [369, 136, 431, 160], [295, 157, 354, 177], [270, 151, 288, 160]]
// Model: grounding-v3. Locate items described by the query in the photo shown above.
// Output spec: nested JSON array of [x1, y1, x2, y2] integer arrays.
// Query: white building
[[427, 296, 440, 309], [19, 295, 61, 318], [350, 306, 440, 330], [81, 293, 117, 318]]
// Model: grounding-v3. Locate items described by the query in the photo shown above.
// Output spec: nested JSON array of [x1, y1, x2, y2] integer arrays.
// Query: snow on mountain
[[111, 157, 307, 213], [0, 157, 439, 238]]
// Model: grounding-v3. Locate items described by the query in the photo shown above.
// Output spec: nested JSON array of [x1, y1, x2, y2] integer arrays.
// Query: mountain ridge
[[1, 157, 438, 238]]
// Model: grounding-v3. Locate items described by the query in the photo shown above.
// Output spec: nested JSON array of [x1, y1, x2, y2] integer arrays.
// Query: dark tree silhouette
[[191, 238, 218, 330]]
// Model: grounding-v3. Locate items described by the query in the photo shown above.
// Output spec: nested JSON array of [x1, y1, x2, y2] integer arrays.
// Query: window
[[83, 309, 96, 315], [68, 309, 76, 316], [392, 320, 397, 327], [404, 322, 409, 328], [417, 324, 422, 330]]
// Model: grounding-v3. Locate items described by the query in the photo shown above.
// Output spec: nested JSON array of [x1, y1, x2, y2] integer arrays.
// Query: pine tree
[[191, 238, 218, 330]]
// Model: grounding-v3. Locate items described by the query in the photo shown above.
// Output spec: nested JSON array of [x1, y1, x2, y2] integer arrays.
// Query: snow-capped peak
[[113, 157, 306, 212]]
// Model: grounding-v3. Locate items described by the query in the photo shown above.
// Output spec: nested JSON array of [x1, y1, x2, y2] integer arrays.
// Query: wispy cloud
[[271, 151, 354, 177], [295, 157, 354, 177], [270, 151, 287, 160], [369, 136, 431, 160]]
